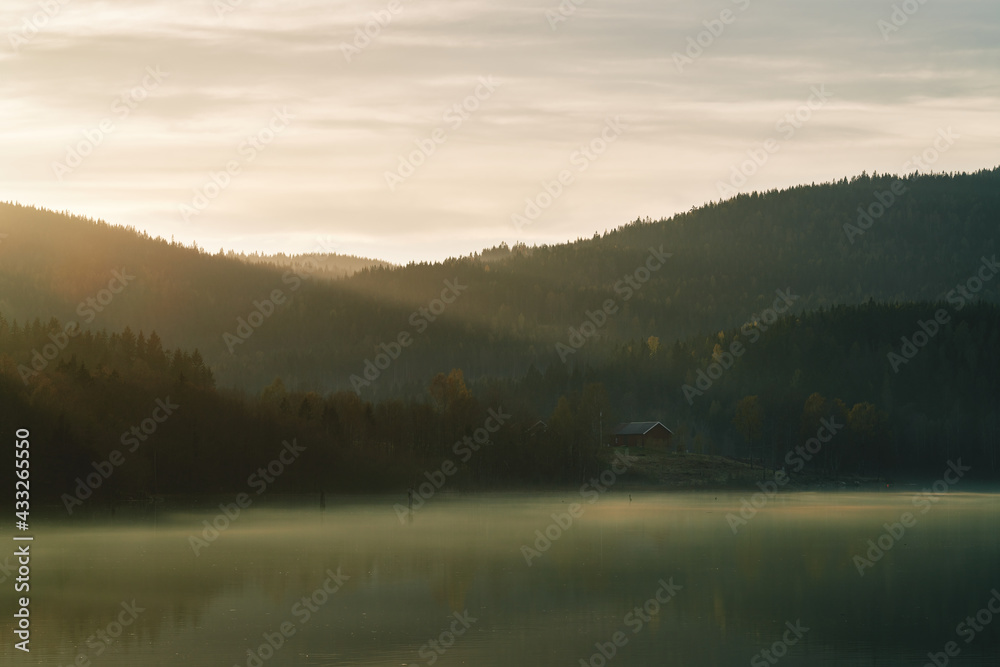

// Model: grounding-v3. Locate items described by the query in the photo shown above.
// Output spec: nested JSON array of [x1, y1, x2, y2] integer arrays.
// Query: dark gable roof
[[613, 421, 673, 436]]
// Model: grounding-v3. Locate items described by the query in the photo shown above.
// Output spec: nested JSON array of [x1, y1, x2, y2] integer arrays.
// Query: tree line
[[1, 167, 998, 393], [4, 297, 996, 511]]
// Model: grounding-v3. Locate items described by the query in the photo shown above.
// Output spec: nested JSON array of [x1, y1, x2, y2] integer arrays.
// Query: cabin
[[612, 422, 673, 449]]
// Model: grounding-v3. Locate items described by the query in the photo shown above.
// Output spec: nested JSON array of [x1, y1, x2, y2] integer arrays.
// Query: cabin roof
[[613, 421, 673, 436]]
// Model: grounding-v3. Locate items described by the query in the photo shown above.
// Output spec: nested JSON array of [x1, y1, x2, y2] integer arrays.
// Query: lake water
[[3, 492, 999, 667]]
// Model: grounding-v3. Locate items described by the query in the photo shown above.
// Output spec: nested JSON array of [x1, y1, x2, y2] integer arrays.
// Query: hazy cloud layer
[[2, 0, 997, 262]]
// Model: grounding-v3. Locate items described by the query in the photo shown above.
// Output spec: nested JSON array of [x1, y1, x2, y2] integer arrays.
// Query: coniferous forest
[[2, 168, 999, 505]]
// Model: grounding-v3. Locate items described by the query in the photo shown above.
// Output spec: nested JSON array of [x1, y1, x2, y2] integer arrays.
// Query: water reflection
[[1, 492, 997, 666]]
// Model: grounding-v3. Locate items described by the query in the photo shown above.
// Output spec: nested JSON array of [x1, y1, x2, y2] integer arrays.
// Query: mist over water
[[3, 492, 998, 667]]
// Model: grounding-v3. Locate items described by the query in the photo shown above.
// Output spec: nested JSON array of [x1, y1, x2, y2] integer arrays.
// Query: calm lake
[[3, 492, 999, 666]]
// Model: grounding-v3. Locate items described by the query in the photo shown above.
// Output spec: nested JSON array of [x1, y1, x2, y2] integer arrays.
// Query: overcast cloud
[[1, 0, 997, 262]]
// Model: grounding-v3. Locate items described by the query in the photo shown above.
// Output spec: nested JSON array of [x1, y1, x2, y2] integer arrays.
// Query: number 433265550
[[15, 429, 30, 519]]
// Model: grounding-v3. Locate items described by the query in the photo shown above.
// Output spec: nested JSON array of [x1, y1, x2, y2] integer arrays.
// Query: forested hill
[[236, 250, 394, 280], [2, 300, 996, 506], [1, 167, 997, 392]]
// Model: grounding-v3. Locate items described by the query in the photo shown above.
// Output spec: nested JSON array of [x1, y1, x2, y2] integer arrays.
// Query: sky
[[1, 0, 998, 264]]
